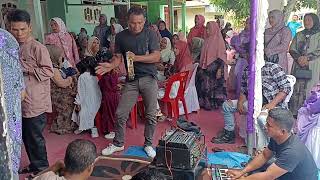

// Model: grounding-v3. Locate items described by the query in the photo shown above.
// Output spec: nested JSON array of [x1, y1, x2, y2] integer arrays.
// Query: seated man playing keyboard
[[227, 108, 318, 180]]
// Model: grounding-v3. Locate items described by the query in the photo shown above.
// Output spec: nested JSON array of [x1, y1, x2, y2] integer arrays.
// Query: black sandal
[[212, 147, 225, 152]]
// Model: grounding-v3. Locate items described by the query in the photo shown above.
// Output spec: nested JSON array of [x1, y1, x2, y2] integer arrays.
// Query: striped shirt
[[241, 62, 291, 108]]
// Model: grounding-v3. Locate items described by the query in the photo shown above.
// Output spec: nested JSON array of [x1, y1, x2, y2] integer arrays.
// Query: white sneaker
[[91, 127, 99, 138], [144, 146, 156, 158], [104, 132, 115, 139], [102, 143, 124, 156]]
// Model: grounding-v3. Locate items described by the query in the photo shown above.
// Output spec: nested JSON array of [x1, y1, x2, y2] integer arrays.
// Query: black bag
[[294, 68, 312, 79], [264, 54, 279, 63]]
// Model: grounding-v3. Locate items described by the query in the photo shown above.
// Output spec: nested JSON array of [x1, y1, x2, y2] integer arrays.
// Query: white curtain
[[253, 0, 268, 150]]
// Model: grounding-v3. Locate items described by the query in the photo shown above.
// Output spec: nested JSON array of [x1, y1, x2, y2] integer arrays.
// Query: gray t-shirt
[[268, 135, 318, 180], [114, 28, 160, 81]]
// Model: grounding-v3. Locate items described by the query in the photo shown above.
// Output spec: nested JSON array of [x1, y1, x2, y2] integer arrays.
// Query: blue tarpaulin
[[207, 152, 251, 169]]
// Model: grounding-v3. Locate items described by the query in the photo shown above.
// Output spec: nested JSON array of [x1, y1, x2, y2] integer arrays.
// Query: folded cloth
[[60, 67, 77, 79]]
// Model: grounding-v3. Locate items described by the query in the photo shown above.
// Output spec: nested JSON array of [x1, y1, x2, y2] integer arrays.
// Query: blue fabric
[[61, 67, 77, 79], [318, 170, 320, 180], [207, 152, 251, 169], [123, 146, 155, 158], [287, 21, 302, 39]]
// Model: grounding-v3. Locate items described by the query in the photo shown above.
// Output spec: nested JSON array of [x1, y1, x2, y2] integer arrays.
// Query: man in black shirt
[[227, 108, 318, 180], [96, 7, 160, 158]]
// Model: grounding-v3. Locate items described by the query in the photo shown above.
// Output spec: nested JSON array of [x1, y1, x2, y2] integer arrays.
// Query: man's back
[[268, 135, 318, 180]]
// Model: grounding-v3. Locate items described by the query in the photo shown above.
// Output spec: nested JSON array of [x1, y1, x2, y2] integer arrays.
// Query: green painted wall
[[147, 1, 161, 24], [65, 4, 115, 35], [46, 0, 115, 35], [47, 0, 66, 23]]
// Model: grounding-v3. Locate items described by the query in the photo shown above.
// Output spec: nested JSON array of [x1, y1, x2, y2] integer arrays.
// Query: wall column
[[181, 2, 186, 35], [159, 5, 165, 20], [169, 0, 174, 33], [18, 0, 28, 9], [32, 0, 44, 42], [147, 1, 161, 24]]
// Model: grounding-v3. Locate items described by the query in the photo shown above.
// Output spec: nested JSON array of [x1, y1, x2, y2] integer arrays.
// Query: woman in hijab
[[78, 28, 88, 58], [173, 40, 193, 73], [158, 20, 172, 39], [93, 14, 111, 48], [85, 36, 100, 57], [45, 17, 80, 67], [289, 13, 320, 117], [196, 21, 227, 110], [172, 34, 179, 46], [264, 10, 292, 73], [84, 36, 119, 139], [47, 45, 77, 135], [187, 15, 206, 49], [157, 37, 175, 81], [0, 28, 24, 179], [109, 17, 124, 53], [191, 37, 204, 63], [230, 17, 251, 99]]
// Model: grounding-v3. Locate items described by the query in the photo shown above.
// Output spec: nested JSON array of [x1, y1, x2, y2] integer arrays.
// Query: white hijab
[[160, 37, 173, 63]]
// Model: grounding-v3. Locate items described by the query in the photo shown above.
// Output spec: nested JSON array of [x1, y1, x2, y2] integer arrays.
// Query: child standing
[[72, 57, 102, 137], [98, 51, 120, 139]]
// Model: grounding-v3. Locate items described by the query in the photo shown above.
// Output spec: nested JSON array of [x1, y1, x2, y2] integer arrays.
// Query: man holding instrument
[[96, 7, 160, 158]]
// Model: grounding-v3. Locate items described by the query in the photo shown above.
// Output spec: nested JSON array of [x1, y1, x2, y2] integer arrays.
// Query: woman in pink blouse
[[45, 17, 80, 67]]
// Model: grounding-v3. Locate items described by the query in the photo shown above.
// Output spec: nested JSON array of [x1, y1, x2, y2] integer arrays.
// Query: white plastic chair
[[284, 75, 296, 106], [179, 63, 200, 115]]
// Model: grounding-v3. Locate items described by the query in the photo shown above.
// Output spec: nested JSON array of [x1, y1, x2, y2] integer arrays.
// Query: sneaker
[[91, 127, 99, 138], [104, 132, 115, 139], [102, 144, 124, 156], [144, 146, 156, 158]]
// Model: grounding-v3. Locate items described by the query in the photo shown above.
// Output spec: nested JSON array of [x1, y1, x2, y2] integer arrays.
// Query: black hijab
[[302, 13, 320, 36]]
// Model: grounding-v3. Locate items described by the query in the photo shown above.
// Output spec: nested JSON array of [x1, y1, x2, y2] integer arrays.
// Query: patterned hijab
[[302, 13, 320, 36], [85, 36, 100, 57]]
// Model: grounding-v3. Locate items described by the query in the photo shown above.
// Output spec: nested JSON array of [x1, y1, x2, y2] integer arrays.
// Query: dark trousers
[[22, 113, 49, 171]]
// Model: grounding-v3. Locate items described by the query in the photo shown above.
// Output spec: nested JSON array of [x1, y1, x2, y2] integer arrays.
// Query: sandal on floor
[[212, 147, 225, 152]]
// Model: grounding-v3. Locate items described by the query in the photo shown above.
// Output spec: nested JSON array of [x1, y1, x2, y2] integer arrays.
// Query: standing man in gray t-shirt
[[96, 7, 160, 158]]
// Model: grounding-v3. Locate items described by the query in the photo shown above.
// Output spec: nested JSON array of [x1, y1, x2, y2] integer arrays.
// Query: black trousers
[[22, 113, 49, 171]]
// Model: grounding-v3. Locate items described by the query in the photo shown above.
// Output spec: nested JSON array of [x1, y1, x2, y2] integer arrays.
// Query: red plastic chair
[[160, 71, 189, 125], [130, 95, 144, 129]]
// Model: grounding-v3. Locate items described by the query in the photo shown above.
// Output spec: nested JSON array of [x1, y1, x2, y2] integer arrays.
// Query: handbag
[[264, 54, 279, 63], [294, 68, 312, 79], [293, 35, 313, 79]]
